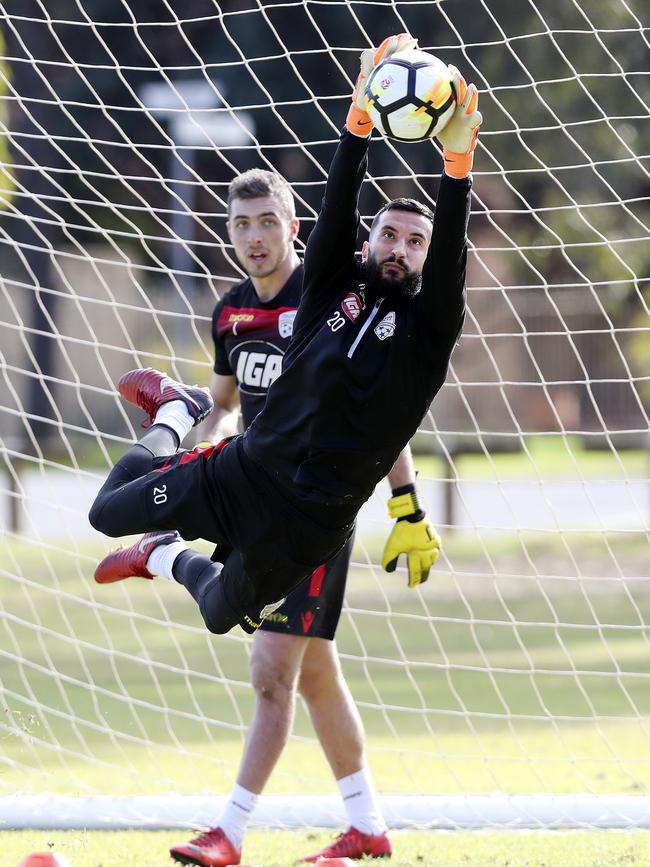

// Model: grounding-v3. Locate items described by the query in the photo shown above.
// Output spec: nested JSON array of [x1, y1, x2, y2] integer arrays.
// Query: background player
[[170, 169, 436, 865]]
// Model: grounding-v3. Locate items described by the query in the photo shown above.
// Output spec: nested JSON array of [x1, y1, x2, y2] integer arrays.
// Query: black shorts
[[259, 532, 353, 640], [100, 436, 354, 612]]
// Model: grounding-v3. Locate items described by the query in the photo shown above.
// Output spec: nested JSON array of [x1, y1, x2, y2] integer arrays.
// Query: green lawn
[[414, 434, 648, 480], [1, 530, 649, 799], [5, 829, 650, 867]]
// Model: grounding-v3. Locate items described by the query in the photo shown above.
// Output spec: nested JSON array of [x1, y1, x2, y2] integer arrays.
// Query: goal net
[[0, 0, 648, 831]]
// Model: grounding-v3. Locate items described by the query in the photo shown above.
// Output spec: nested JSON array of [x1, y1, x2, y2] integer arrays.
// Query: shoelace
[[327, 830, 361, 856], [190, 828, 226, 848]]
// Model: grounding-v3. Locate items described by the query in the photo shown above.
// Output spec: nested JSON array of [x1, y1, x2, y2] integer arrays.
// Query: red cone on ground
[[17, 854, 73, 867], [314, 860, 357, 867]]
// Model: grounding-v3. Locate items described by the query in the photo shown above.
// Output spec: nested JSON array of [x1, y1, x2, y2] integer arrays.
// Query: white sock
[[146, 541, 188, 580], [217, 783, 258, 850], [337, 767, 387, 836], [154, 400, 194, 444]]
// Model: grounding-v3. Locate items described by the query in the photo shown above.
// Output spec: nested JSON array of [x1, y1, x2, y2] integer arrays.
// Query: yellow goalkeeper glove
[[381, 484, 441, 588], [346, 33, 418, 136], [436, 65, 482, 179]]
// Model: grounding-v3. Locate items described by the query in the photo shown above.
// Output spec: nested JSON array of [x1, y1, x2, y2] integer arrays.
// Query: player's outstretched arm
[[305, 36, 416, 271], [416, 66, 481, 333], [346, 33, 417, 137], [303, 34, 419, 303]]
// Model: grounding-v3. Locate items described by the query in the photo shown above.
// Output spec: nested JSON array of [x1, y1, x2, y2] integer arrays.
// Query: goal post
[[1, 0, 649, 832]]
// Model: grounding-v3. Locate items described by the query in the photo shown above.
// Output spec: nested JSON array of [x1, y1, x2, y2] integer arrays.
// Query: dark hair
[[227, 169, 296, 220], [371, 197, 434, 231]]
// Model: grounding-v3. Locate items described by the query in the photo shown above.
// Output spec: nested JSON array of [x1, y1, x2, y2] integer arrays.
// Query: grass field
[[2, 529, 649, 797], [1, 441, 648, 865], [5, 829, 650, 867], [415, 434, 648, 480]]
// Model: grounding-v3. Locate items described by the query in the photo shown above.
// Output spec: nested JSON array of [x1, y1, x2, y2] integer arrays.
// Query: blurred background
[[1, 0, 648, 455], [0, 0, 648, 828]]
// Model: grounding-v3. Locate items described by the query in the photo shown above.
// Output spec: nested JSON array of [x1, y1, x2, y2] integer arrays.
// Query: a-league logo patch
[[374, 311, 396, 340], [341, 292, 362, 321], [278, 309, 297, 338]]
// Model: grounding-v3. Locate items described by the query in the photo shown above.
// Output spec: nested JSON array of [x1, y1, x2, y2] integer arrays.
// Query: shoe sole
[[169, 854, 203, 866]]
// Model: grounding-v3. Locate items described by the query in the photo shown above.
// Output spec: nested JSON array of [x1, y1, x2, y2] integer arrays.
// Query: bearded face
[[362, 251, 423, 303]]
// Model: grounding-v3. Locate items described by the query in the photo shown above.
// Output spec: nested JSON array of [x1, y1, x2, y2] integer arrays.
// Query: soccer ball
[[364, 49, 456, 142]]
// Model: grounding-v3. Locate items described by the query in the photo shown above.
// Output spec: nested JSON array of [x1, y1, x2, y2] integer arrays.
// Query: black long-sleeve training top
[[244, 128, 471, 511]]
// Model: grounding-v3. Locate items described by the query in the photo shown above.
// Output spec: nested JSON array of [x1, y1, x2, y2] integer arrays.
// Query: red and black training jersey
[[243, 128, 471, 515], [211, 266, 303, 429]]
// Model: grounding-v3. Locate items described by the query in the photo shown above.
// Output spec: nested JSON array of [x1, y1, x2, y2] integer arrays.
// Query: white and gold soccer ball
[[364, 49, 456, 142]]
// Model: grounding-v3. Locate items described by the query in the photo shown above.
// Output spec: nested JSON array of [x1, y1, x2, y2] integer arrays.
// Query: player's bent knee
[[198, 598, 239, 634], [88, 497, 114, 536], [197, 577, 240, 635], [299, 656, 341, 701], [251, 652, 296, 696], [88, 496, 131, 538]]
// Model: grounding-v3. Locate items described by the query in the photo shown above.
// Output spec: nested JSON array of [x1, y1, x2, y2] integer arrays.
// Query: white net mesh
[[0, 0, 648, 829]]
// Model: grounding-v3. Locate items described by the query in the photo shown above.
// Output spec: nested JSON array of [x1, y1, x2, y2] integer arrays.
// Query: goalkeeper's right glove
[[346, 33, 418, 136], [436, 65, 482, 179]]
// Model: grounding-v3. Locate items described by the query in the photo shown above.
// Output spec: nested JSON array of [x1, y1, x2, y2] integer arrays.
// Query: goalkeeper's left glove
[[346, 33, 418, 136], [436, 65, 482, 179], [381, 484, 441, 588]]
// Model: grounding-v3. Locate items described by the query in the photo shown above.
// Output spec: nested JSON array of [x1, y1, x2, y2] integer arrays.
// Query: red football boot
[[299, 826, 392, 862], [118, 367, 213, 428], [94, 530, 181, 584], [169, 826, 241, 866]]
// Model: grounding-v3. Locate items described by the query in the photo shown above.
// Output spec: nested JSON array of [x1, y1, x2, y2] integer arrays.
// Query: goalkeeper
[[89, 33, 479, 667]]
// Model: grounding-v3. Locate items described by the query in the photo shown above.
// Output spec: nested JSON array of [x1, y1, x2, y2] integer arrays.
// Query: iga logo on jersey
[[230, 339, 284, 394], [374, 311, 396, 340], [278, 309, 297, 338], [236, 351, 282, 390], [341, 292, 362, 321]]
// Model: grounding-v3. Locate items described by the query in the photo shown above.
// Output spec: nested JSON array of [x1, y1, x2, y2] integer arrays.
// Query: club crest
[[341, 292, 362, 321], [278, 309, 297, 338], [374, 311, 396, 340]]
